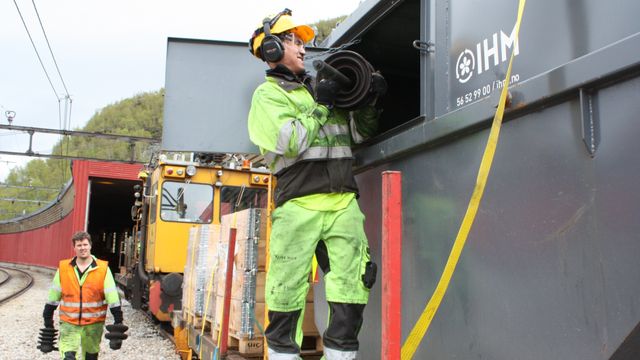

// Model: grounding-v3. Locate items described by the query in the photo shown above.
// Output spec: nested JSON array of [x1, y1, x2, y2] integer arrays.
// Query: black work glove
[[43, 303, 56, 328], [37, 327, 58, 353], [43, 317, 54, 329], [314, 78, 341, 108], [371, 72, 387, 97], [369, 72, 387, 108], [110, 306, 123, 325], [105, 323, 129, 350]]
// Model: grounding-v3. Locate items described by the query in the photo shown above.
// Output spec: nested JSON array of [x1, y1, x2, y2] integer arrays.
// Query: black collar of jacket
[[266, 64, 313, 93], [69, 256, 97, 269]]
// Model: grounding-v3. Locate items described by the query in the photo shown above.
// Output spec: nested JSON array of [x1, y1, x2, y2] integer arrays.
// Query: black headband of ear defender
[[249, 8, 293, 61]]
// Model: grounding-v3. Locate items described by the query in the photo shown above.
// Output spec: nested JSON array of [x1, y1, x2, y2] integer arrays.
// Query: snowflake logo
[[455, 49, 475, 83], [459, 57, 471, 76]]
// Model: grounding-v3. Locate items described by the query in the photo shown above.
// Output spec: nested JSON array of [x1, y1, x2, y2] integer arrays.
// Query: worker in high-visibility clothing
[[39, 231, 127, 360], [248, 9, 386, 360]]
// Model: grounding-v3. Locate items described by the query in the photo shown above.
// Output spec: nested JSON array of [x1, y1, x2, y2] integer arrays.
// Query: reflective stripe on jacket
[[58, 258, 109, 325]]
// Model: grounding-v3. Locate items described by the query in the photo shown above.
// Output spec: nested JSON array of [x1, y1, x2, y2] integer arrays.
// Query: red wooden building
[[0, 160, 142, 270]]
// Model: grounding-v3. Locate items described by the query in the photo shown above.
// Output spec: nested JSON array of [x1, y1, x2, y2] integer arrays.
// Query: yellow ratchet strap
[[200, 257, 218, 359], [401, 1, 526, 358]]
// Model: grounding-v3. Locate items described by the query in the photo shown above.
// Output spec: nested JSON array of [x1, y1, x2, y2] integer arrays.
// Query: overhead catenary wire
[[17, 0, 73, 115], [31, 0, 70, 98], [31, 0, 74, 132], [12, 0, 60, 101], [13, 0, 74, 184], [28, 0, 74, 183]]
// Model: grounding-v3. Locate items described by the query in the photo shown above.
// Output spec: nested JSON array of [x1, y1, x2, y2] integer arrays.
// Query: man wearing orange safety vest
[[39, 231, 127, 360]]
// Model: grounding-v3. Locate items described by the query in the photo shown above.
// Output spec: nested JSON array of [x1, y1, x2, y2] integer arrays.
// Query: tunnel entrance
[[86, 177, 138, 275]]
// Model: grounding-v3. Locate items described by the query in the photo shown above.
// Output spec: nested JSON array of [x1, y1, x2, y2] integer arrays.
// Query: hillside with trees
[[0, 90, 163, 220]]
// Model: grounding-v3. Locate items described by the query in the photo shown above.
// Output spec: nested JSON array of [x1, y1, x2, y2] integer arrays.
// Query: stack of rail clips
[[214, 208, 267, 339]]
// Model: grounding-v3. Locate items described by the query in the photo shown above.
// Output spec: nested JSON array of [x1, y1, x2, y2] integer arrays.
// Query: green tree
[[311, 16, 347, 45]]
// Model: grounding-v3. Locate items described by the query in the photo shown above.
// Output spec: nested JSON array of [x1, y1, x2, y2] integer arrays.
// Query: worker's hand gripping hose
[[314, 78, 342, 107], [37, 327, 58, 353], [105, 323, 129, 350], [370, 72, 388, 107], [313, 50, 386, 110]]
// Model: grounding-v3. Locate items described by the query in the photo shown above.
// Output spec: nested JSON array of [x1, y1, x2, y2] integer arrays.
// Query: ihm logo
[[456, 49, 475, 83], [455, 23, 520, 84]]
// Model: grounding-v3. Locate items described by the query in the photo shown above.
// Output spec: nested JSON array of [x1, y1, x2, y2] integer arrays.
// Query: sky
[[0, 0, 364, 180]]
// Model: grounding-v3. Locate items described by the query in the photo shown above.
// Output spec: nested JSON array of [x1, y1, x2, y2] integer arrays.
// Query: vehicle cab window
[[160, 181, 214, 223]]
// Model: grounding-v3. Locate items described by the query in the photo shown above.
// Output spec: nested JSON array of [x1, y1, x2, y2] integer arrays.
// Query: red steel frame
[[381, 171, 402, 360], [219, 227, 237, 356]]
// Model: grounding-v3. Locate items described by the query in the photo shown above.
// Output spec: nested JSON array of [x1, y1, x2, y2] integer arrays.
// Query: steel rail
[[0, 269, 9, 286], [0, 266, 34, 306]]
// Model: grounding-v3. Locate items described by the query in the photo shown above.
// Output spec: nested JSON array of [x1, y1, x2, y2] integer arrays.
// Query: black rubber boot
[[85, 352, 99, 360], [63, 351, 76, 360]]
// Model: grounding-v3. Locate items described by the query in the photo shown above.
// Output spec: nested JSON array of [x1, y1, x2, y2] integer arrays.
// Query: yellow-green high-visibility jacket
[[248, 66, 380, 207], [46, 256, 120, 326]]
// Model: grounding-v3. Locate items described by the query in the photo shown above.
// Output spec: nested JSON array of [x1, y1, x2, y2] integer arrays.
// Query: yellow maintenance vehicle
[[117, 150, 278, 360], [118, 152, 271, 320]]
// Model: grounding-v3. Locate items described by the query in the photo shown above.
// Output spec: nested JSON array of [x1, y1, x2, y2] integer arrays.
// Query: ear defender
[[260, 17, 285, 63]]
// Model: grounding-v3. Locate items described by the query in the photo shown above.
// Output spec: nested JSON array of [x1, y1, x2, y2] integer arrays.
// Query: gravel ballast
[[0, 264, 180, 359]]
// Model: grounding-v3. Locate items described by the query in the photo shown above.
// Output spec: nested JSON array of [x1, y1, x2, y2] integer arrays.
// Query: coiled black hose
[[313, 50, 376, 110]]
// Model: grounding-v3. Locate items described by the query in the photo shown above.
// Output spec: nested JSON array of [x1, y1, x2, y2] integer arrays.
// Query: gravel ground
[[0, 264, 180, 360]]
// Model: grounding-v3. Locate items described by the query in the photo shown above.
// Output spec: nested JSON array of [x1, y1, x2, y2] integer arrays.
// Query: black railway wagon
[[328, 0, 640, 358], [162, 0, 640, 358]]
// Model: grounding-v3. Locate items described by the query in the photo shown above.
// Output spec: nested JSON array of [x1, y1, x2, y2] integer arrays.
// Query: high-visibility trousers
[[265, 198, 373, 355], [266, 198, 372, 310], [58, 321, 104, 359]]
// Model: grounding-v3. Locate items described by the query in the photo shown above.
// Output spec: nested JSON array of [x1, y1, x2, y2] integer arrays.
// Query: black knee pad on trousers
[[63, 351, 76, 360], [85, 352, 99, 360], [323, 302, 366, 351], [265, 310, 302, 354]]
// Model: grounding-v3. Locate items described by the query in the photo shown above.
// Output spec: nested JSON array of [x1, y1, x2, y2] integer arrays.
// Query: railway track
[[0, 268, 9, 286], [0, 265, 34, 305]]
